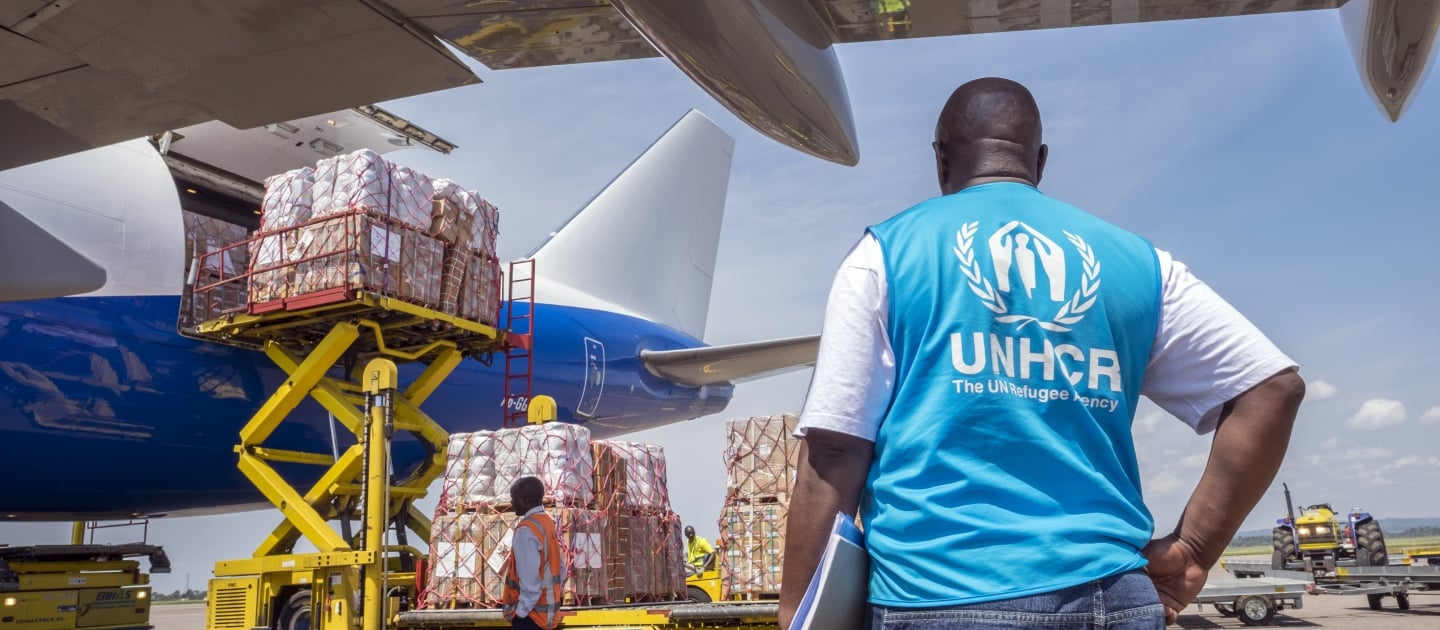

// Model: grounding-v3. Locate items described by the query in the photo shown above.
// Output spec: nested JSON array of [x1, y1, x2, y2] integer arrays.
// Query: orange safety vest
[[501, 511, 564, 629]]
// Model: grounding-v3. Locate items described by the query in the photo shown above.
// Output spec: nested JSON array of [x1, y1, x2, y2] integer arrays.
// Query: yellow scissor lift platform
[[192, 291, 778, 630], [192, 291, 506, 630]]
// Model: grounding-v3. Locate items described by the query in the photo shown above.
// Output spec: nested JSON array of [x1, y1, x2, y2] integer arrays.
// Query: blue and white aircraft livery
[[0, 110, 817, 520]]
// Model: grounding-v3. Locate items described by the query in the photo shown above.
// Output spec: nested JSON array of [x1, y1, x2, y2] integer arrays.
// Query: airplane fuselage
[[0, 294, 728, 519]]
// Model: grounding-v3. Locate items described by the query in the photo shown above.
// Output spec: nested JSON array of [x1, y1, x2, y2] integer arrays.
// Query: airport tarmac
[[151, 559, 1438, 629]]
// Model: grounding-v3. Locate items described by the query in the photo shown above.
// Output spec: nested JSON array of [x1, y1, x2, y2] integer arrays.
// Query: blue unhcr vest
[[864, 182, 1161, 606]]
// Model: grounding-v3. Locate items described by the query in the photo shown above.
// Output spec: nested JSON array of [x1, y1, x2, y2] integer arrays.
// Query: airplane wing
[[640, 335, 820, 387], [0, 0, 478, 170], [4, 1, 1431, 170]]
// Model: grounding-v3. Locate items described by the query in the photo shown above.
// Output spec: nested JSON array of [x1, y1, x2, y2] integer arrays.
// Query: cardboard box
[[724, 414, 800, 501], [718, 502, 787, 598], [401, 228, 443, 307]]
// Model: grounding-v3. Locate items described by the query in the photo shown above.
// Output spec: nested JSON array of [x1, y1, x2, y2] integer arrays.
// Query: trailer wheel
[[1396, 593, 1410, 610], [1214, 602, 1236, 617], [686, 585, 712, 603], [1367, 594, 1383, 610], [1271, 527, 1296, 570], [1355, 520, 1388, 566], [278, 590, 313, 630], [1237, 595, 1275, 626]]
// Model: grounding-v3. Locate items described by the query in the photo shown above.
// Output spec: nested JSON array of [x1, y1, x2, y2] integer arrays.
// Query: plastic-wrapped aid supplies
[[241, 150, 501, 324]]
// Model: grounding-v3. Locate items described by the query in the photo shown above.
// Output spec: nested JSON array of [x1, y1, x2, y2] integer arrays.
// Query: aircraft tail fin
[[527, 110, 734, 340]]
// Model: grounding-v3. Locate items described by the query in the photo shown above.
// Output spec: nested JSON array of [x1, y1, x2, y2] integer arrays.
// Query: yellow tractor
[[1271, 483, 1387, 572]]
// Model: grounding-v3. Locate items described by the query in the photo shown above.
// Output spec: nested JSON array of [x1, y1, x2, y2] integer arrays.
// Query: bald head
[[933, 78, 1047, 194]]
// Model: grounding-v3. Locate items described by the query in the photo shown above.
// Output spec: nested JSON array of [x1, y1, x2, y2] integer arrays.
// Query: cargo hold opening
[[174, 174, 257, 334]]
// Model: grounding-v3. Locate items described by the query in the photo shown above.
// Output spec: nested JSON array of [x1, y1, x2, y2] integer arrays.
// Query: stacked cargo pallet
[[718, 413, 801, 600], [591, 441, 686, 603], [423, 425, 685, 609], [245, 149, 502, 325], [180, 211, 250, 329]]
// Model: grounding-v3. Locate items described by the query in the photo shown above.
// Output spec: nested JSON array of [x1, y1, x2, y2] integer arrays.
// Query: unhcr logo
[[955, 221, 1101, 333]]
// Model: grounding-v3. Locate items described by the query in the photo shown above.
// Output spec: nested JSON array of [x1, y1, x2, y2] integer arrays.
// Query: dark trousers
[[511, 615, 545, 630]]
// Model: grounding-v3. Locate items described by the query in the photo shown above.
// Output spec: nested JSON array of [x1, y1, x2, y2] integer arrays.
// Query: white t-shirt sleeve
[[795, 233, 894, 442], [1141, 249, 1298, 433]]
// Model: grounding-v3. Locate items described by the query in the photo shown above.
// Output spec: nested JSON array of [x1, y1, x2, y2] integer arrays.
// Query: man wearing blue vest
[[779, 78, 1304, 629]]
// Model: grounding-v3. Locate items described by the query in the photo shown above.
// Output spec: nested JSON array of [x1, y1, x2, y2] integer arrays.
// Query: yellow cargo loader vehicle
[[0, 543, 169, 630]]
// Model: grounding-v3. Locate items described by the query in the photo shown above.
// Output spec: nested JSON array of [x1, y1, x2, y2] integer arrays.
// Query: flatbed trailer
[[1223, 559, 1440, 611], [396, 602, 778, 629], [1191, 575, 1308, 626]]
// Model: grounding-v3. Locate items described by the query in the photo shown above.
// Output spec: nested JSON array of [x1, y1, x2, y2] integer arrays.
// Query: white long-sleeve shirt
[[511, 505, 566, 618]]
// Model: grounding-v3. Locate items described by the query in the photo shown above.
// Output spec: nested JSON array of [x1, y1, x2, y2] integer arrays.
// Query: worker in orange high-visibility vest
[[502, 476, 566, 630]]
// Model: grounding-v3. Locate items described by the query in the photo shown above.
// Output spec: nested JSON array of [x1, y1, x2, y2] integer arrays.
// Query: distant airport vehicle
[[1271, 483, 1387, 572], [2, 1, 1436, 171]]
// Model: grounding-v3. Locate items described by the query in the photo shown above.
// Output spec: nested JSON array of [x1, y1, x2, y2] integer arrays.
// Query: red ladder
[[502, 259, 536, 428]]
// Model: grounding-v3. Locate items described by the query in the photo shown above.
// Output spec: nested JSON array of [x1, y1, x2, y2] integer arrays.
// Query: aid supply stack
[[181, 211, 251, 328], [718, 413, 801, 599], [245, 149, 502, 325], [423, 425, 686, 608], [591, 440, 686, 602]]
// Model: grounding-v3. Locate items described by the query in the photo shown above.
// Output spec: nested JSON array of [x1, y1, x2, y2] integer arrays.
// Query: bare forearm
[[1170, 370, 1305, 567], [779, 430, 872, 630]]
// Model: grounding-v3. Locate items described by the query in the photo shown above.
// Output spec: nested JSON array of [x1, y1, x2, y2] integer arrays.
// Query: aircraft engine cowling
[[1340, 0, 1440, 121], [610, 0, 859, 166]]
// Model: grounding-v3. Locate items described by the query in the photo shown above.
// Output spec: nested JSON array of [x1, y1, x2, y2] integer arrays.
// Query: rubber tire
[[1367, 594, 1384, 610], [1396, 593, 1410, 610], [686, 586, 712, 604], [1355, 520, 1388, 567], [1237, 595, 1275, 626], [1271, 527, 1296, 570], [278, 590, 312, 630], [1214, 602, 1237, 617]]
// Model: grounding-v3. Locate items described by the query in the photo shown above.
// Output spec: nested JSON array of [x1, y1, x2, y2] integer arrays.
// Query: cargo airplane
[[0, 108, 818, 519], [0, 0, 1435, 519]]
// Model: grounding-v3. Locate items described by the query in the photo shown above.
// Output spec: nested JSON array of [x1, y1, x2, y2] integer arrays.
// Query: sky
[[6, 7, 1440, 595]]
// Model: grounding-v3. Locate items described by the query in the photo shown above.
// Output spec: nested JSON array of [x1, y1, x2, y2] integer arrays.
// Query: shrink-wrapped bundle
[[592, 441, 671, 512], [400, 228, 443, 306], [718, 503, 787, 599], [290, 214, 402, 296], [312, 149, 390, 218], [389, 164, 436, 230], [423, 511, 514, 607], [437, 424, 594, 511], [247, 233, 292, 304], [724, 414, 800, 500], [259, 167, 314, 229]]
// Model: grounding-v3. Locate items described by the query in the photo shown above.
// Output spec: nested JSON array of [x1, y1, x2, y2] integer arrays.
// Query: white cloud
[[1421, 406, 1440, 425], [1146, 471, 1187, 496], [1180, 453, 1208, 468], [1347, 399, 1407, 430], [1308, 380, 1337, 401], [1320, 437, 1341, 449], [1344, 447, 1393, 461]]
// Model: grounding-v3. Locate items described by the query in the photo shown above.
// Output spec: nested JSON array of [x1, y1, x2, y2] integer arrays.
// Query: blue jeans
[[867, 569, 1165, 629]]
